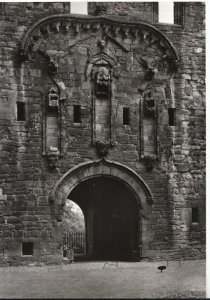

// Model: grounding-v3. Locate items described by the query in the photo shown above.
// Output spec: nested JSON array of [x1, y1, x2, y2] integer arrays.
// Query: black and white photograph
[[0, 0, 206, 298]]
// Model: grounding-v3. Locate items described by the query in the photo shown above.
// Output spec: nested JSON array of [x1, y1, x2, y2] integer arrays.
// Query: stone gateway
[[0, 2, 205, 265]]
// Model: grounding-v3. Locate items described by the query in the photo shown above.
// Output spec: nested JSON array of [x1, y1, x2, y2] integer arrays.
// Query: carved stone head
[[143, 90, 156, 117], [95, 66, 111, 97]]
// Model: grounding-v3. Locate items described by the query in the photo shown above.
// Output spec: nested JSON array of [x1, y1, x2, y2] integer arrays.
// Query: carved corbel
[[122, 27, 129, 38], [60, 22, 70, 32], [73, 22, 81, 34], [98, 39, 107, 50], [131, 28, 138, 39], [83, 23, 90, 32], [46, 146, 60, 168], [92, 23, 100, 31], [144, 155, 156, 171], [140, 30, 147, 41], [112, 26, 121, 37], [39, 26, 50, 36], [94, 141, 111, 158], [103, 24, 110, 34], [50, 22, 60, 33]]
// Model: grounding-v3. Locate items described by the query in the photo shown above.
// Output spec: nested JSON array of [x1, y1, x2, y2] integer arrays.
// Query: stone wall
[[88, 2, 158, 23], [0, 2, 205, 265]]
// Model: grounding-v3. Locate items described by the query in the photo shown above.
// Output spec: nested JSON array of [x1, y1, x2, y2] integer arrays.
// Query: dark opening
[[73, 105, 81, 123], [168, 108, 176, 126], [22, 242, 33, 255], [69, 176, 139, 261], [192, 207, 199, 223], [174, 2, 185, 25], [17, 102, 26, 121], [0, 3, 5, 10], [123, 107, 130, 125]]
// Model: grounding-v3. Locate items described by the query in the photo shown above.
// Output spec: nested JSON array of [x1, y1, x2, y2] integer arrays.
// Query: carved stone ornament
[[144, 155, 156, 171], [94, 140, 110, 158], [48, 88, 59, 108], [19, 15, 179, 79], [48, 60, 58, 75], [145, 67, 155, 81], [46, 146, 60, 167], [98, 39, 107, 50], [95, 66, 111, 97], [143, 91, 156, 117]]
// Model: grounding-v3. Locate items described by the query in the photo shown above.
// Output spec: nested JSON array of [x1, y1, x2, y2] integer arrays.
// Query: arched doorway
[[50, 159, 153, 260], [68, 175, 139, 261]]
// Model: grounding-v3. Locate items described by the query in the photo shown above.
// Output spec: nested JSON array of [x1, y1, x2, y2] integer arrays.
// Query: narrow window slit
[[17, 102, 26, 121], [123, 107, 130, 125], [192, 207, 199, 223], [168, 108, 176, 126], [73, 105, 81, 123]]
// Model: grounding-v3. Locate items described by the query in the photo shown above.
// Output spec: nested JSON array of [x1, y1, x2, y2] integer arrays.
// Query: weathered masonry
[[0, 2, 205, 265]]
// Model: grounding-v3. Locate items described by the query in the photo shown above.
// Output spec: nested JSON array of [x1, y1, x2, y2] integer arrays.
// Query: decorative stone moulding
[[46, 146, 60, 168], [18, 14, 179, 75], [94, 140, 112, 158]]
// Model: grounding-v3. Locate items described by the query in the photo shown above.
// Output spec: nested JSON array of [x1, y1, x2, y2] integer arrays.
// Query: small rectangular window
[[192, 207, 199, 223], [73, 105, 81, 123], [17, 102, 26, 121], [168, 108, 176, 126], [22, 242, 33, 255], [123, 107, 130, 125]]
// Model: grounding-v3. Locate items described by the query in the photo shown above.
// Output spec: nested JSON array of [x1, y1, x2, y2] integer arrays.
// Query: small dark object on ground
[[158, 265, 166, 272]]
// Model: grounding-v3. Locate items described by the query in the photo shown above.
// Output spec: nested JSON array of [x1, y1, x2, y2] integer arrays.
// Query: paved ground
[[0, 260, 206, 299]]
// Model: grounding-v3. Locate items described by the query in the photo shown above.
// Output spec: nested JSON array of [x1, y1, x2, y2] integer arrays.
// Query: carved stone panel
[[95, 66, 111, 98]]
